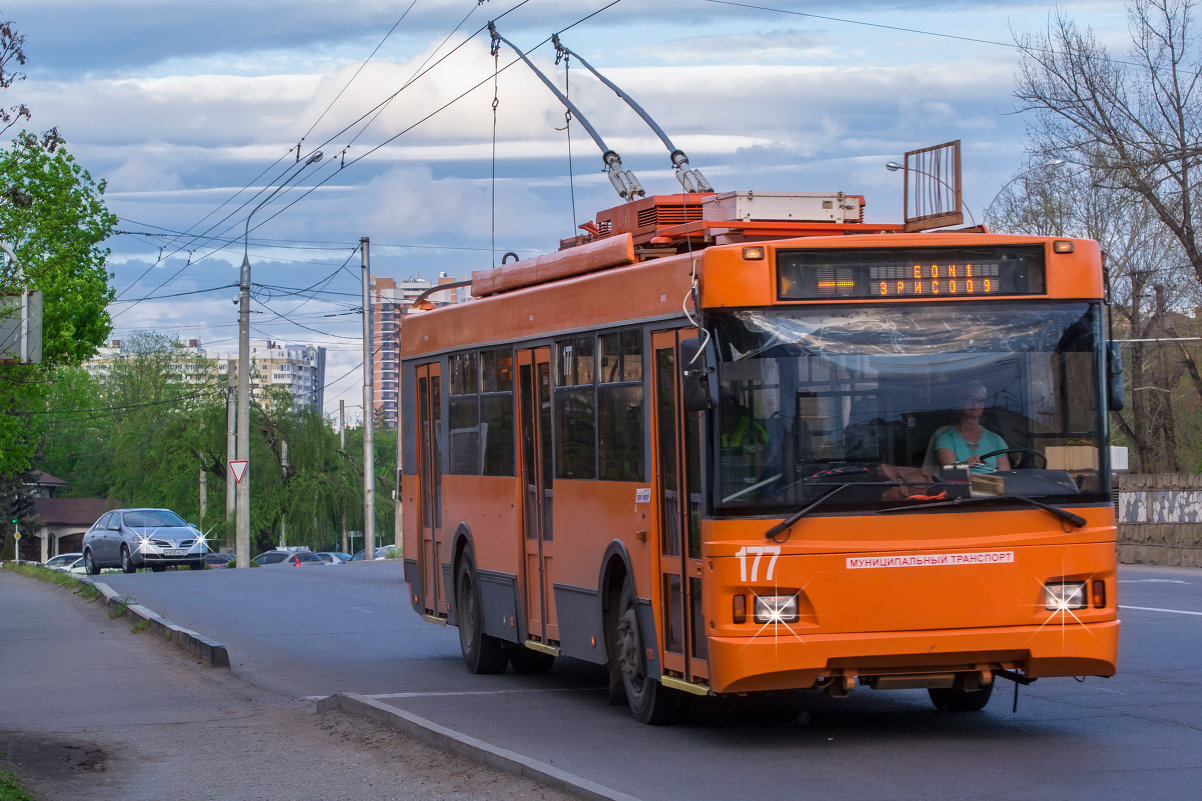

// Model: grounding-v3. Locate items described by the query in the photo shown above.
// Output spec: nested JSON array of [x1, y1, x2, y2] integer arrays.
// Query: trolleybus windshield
[[709, 301, 1108, 516]]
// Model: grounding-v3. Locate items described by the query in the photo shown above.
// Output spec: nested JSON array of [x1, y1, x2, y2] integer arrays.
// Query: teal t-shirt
[[935, 427, 1008, 473]]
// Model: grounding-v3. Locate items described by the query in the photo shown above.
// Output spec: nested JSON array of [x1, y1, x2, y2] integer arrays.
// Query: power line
[[110, 1, 621, 329], [703, 0, 1144, 68]]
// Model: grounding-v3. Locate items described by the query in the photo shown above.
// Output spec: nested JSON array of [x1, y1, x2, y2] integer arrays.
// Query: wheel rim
[[617, 603, 644, 690], [121, 548, 130, 570], [459, 571, 477, 650]]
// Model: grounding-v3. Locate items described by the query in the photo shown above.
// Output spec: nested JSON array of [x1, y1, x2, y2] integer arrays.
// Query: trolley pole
[[361, 237, 376, 558]]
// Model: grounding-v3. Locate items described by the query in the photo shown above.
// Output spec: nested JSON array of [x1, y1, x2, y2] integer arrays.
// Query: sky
[[3, 0, 1132, 421]]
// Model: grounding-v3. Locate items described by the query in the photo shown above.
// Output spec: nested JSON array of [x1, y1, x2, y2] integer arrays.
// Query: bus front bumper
[[704, 618, 1119, 695]]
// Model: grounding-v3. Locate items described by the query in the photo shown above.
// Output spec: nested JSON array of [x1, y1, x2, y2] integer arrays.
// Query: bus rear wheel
[[929, 681, 994, 712], [455, 551, 508, 674], [614, 579, 688, 724]]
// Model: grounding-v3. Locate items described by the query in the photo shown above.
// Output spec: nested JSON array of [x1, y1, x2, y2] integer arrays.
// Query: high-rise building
[[214, 340, 327, 413], [88, 338, 326, 413], [370, 274, 465, 427]]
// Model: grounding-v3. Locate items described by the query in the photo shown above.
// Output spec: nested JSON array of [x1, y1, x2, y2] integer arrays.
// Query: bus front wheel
[[614, 579, 689, 724], [455, 551, 508, 674], [929, 681, 994, 712]]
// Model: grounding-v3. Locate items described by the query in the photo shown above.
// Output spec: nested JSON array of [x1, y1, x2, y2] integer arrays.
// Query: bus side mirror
[[1107, 341, 1125, 412], [680, 336, 718, 412]]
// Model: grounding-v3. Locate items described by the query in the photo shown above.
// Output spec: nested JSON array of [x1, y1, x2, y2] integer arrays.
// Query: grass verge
[[0, 764, 36, 801], [2, 562, 101, 601]]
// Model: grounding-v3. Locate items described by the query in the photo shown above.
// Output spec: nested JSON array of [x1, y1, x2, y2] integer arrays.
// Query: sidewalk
[[0, 568, 573, 801]]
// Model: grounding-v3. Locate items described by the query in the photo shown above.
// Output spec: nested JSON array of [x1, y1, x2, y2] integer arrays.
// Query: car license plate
[[163, 549, 187, 556]]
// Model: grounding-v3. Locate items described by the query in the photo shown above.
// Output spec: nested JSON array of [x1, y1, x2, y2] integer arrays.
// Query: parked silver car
[[82, 508, 207, 574]]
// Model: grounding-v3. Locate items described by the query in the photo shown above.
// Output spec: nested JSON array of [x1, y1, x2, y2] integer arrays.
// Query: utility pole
[[236, 151, 324, 568], [226, 360, 236, 550], [279, 439, 289, 548], [362, 237, 376, 558], [340, 399, 348, 555], [199, 415, 207, 526]]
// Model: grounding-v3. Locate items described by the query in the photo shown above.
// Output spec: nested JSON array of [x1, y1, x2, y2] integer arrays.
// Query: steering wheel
[[973, 447, 1047, 469]]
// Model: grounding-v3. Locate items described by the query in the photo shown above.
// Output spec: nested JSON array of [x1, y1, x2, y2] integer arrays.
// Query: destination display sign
[[777, 245, 1046, 300]]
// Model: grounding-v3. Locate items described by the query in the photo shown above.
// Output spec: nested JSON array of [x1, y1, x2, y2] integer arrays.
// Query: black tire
[[120, 546, 136, 574], [614, 578, 689, 724], [504, 642, 555, 674], [150, 564, 166, 573], [929, 681, 995, 712], [84, 550, 100, 576], [189, 561, 205, 570], [455, 552, 508, 674]]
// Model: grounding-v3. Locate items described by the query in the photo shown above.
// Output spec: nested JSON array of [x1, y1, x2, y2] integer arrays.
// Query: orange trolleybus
[[400, 186, 1121, 724]]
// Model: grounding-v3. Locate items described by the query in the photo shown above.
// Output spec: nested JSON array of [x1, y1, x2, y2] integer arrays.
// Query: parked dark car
[[82, 508, 207, 574], [349, 546, 397, 561], [253, 550, 324, 567], [204, 553, 235, 568]]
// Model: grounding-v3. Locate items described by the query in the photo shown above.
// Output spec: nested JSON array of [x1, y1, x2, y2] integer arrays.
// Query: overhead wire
[[113, 0, 507, 312], [109, 0, 624, 364], [703, 0, 1146, 68]]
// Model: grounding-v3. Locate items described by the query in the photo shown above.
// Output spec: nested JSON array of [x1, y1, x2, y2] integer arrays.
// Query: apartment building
[[213, 340, 327, 413], [89, 338, 326, 413], [370, 274, 465, 427]]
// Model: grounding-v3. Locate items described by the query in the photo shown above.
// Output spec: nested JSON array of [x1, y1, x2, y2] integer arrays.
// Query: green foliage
[[0, 765, 35, 801], [34, 331, 396, 553], [0, 132, 116, 477], [2, 560, 84, 592]]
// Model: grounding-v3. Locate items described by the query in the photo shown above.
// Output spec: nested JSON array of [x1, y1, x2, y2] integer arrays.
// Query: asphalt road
[[78, 559, 1202, 801]]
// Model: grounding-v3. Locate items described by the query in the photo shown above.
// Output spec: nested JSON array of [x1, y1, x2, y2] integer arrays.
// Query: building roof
[[32, 497, 111, 527], [29, 470, 67, 487]]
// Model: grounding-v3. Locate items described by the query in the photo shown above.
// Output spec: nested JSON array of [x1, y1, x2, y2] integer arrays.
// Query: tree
[[1, 132, 117, 476], [0, 19, 32, 144], [1015, 0, 1202, 287], [0, 15, 113, 477], [34, 365, 112, 498], [1011, 0, 1202, 471]]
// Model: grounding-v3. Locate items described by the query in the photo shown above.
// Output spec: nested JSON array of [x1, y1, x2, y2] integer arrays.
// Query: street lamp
[[885, 160, 976, 226], [981, 158, 1066, 223], [235, 151, 323, 567]]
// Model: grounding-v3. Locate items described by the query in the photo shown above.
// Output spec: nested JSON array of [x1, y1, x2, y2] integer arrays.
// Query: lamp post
[[235, 151, 323, 568], [885, 160, 976, 226], [981, 158, 1066, 224]]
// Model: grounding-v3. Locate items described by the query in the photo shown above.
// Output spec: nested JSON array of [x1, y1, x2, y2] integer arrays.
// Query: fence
[[1116, 473, 1202, 567]]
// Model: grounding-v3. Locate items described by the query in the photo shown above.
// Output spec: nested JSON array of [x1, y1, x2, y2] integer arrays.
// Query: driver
[[935, 382, 1011, 474]]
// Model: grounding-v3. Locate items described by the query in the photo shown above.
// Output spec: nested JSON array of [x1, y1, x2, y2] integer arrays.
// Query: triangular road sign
[[229, 460, 249, 484]]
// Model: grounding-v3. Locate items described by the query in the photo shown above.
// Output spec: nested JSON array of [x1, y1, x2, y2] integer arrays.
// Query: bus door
[[651, 329, 709, 684], [517, 347, 558, 646], [415, 363, 447, 617]]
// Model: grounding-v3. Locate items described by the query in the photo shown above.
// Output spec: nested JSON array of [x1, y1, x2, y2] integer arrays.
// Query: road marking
[[306, 687, 605, 702], [1119, 604, 1202, 616], [1118, 579, 1190, 584]]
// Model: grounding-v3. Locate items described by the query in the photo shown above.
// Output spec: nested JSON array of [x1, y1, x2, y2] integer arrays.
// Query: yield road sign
[[229, 460, 249, 484]]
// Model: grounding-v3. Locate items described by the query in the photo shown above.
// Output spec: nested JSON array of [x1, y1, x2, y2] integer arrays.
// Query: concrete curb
[[91, 579, 231, 668], [319, 693, 641, 801]]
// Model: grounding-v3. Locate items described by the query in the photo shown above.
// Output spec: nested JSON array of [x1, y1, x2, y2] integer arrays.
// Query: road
[[10, 560, 1202, 800]]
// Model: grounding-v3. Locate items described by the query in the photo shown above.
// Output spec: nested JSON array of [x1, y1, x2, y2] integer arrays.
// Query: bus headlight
[[753, 595, 799, 624], [1043, 581, 1086, 611]]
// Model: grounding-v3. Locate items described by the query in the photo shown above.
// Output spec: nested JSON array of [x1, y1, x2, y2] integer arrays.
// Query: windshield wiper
[[764, 479, 899, 541], [879, 493, 1086, 528]]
